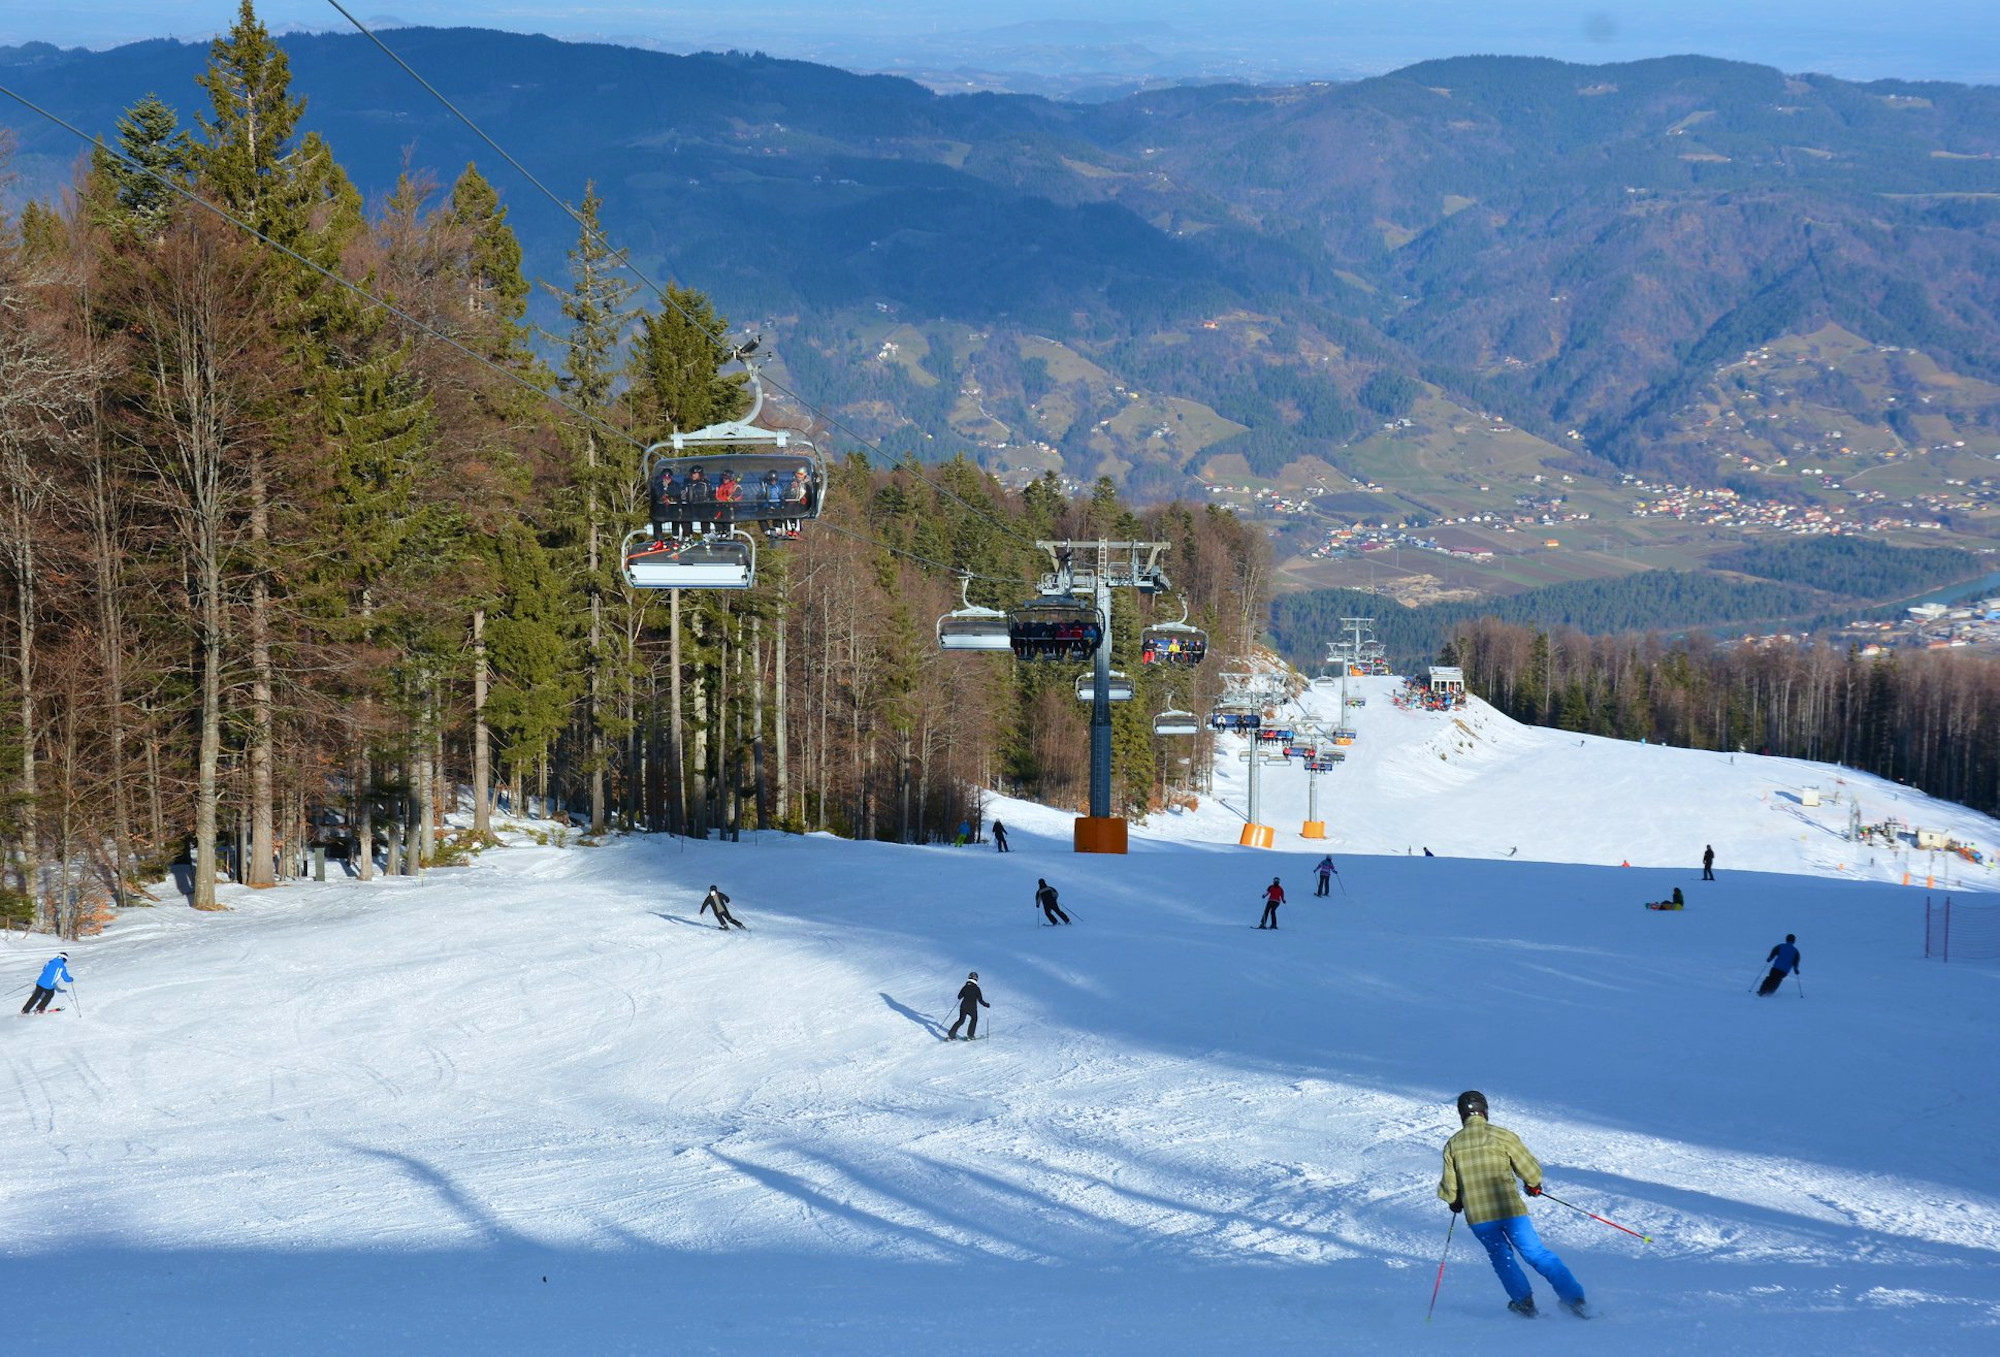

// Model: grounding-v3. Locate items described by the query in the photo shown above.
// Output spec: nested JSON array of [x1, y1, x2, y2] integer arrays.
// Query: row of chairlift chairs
[[1205, 709, 1347, 770], [619, 347, 1218, 743], [936, 580, 1209, 737]]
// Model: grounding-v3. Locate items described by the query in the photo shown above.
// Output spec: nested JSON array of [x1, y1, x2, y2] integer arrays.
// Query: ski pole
[[1794, 972, 1804, 998], [68, 979, 80, 1017], [1535, 1190, 1651, 1242], [1426, 1213, 1456, 1322]]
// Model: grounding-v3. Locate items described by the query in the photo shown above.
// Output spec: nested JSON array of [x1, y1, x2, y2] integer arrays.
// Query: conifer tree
[[191, 1, 302, 233], [486, 522, 579, 808], [90, 93, 190, 238], [188, 0, 364, 886], [448, 164, 531, 350], [549, 185, 636, 833]]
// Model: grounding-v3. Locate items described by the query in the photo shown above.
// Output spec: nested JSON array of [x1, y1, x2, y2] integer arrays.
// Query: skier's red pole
[[1426, 1213, 1456, 1321], [1537, 1190, 1651, 1242]]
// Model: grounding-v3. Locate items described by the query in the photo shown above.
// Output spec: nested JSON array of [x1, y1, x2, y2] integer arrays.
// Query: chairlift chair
[[1208, 710, 1261, 732], [625, 342, 827, 592], [1140, 602, 1208, 666], [1153, 708, 1200, 736], [1007, 594, 1105, 663], [1074, 670, 1134, 702], [621, 528, 756, 590], [937, 572, 1012, 651]]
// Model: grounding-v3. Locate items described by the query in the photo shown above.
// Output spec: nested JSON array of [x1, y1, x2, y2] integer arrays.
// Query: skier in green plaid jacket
[[1437, 1090, 1589, 1319]]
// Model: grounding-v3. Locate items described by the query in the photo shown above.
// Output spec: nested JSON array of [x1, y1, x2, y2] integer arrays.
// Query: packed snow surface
[[5, 679, 1998, 1354]]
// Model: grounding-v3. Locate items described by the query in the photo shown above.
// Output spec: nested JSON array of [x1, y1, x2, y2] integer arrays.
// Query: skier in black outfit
[[1756, 934, 1801, 995], [1035, 878, 1071, 925], [1702, 844, 1715, 881], [699, 885, 746, 930], [992, 820, 1010, 853], [947, 971, 989, 1039]]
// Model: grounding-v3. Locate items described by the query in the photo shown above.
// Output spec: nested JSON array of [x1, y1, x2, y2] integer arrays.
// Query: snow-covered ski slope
[[5, 682, 1998, 1355], [1110, 675, 2000, 887]]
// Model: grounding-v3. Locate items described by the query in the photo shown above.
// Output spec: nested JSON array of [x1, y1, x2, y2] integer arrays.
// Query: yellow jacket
[[1438, 1115, 1544, 1224]]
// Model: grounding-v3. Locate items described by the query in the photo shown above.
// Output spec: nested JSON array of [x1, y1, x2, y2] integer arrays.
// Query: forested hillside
[[6, 26, 2000, 499], [0, 4, 1269, 936], [1444, 617, 2000, 818], [1268, 538, 1990, 673]]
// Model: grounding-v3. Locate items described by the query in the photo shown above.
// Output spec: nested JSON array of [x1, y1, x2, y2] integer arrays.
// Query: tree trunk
[[83, 393, 135, 898], [774, 610, 789, 828], [246, 445, 275, 887], [192, 554, 225, 909], [691, 612, 709, 838], [751, 614, 766, 830], [669, 589, 686, 835], [472, 608, 491, 835], [587, 433, 606, 835]]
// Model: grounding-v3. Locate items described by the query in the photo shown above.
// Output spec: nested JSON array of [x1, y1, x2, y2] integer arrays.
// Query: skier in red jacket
[[1258, 877, 1285, 929]]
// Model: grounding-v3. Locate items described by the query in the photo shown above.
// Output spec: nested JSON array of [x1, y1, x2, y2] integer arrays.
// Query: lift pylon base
[[1074, 816, 1128, 854], [1238, 824, 1275, 849]]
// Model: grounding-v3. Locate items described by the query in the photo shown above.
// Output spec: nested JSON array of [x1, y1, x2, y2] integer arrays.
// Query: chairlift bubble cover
[[646, 451, 823, 526], [1007, 595, 1105, 661]]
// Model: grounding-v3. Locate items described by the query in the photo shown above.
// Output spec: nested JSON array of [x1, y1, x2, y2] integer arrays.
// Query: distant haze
[[12, 2, 2000, 89]]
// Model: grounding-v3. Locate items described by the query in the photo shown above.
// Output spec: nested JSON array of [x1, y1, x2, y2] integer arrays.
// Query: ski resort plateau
[[6, 677, 1997, 1354]]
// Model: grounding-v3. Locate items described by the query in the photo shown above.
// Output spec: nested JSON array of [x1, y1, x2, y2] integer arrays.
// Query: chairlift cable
[[0, 83, 650, 460], [816, 522, 1039, 589], [323, 1, 1048, 555]]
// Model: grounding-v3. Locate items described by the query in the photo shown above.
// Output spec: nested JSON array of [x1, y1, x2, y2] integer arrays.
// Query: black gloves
[[1526, 1184, 1542, 1197], [1449, 1200, 1463, 1215]]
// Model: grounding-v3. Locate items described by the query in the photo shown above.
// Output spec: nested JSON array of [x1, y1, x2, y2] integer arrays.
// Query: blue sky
[[10, 3, 1999, 86]]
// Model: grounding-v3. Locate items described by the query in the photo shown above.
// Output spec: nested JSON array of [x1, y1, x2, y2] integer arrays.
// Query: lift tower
[[1217, 669, 1292, 848], [1037, 540, 1171, 854]]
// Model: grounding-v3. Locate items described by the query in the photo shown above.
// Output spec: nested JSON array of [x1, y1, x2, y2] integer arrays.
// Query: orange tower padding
[[1301, 821, 1327, 839], [1074, 816, 1128, 854], [1238, 824, 1276, 849]]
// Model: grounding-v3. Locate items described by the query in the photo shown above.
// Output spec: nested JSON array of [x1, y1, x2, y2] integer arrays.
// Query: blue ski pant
[[1468, 1213, 1584, 1305]]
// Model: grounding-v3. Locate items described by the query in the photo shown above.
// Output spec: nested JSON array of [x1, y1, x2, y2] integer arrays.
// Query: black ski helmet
[[1456, 1090, 1489, 1122], [968, 971, 978, 980], [1785, 933, 1796, 943]]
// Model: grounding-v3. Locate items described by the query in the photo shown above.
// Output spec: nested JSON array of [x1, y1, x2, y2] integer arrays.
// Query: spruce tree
[[548, 185, 637, 832], [191, 1, 303, 232], [448, 164, 531, 352], [90, 93, 191, 237]]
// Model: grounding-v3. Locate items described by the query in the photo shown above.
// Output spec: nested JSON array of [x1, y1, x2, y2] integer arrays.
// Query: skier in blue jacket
[[1756, 934, 1801, 996], [21, 952, 70, 1014]]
